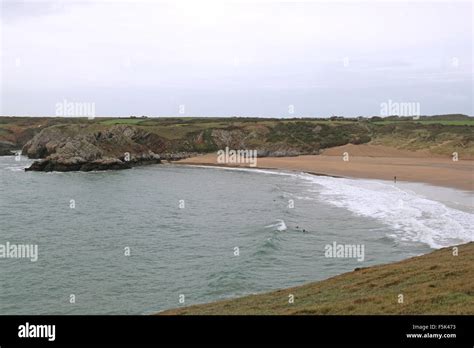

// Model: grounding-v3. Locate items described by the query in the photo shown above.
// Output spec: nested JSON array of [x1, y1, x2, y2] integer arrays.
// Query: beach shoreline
[[161, 147, 474, 315], [176, 145, 474, 191]]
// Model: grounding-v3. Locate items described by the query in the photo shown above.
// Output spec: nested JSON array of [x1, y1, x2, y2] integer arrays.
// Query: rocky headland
[[19, 122, 317, 172], [22, 125, 175, 172]]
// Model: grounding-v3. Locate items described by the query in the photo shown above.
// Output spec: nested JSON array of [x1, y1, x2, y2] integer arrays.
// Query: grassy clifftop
[[160, 243, 474, 315], [0, 115, 473, 159]]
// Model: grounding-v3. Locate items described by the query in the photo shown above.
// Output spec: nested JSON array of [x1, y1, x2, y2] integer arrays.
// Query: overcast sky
[[1, 0, 472, 117]]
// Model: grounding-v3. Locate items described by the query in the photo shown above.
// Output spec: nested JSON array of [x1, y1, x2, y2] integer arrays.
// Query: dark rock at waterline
[[0, 141, 17, 156], [160, 152, 197, 161], [25, 157, 163, 172], [25, 158, 131, 172], [0, 149, 15, 156]]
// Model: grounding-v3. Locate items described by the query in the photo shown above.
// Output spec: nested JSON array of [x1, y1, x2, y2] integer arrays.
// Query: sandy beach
[[177, 144, 474, 191]]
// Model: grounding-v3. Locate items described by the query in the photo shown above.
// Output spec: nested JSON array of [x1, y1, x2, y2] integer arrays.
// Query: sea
[[0, 156, 472, 314]]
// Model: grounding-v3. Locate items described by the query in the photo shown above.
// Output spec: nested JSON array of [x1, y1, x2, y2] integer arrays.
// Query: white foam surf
[[300, 174, 474, 249], [5, 166, 27, 172], [265, 219, 287, 231], [189, 165, 474, 248]]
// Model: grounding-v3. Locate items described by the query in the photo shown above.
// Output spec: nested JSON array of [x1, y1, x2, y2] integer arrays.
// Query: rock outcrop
[[23, 125, 165, 172], [0, 141, 16, 156]]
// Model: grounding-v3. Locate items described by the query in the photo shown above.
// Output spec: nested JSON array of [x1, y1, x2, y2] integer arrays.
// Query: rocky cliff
[[21, 122, 319, 172], [23, 125, 169, 171]]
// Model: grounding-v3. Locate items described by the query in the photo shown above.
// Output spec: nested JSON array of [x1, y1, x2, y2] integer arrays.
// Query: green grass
[[99, 118, 146, 125], [374, 120, 474, 126], [0, 126, 12, 135], [415, 120, 474, 126]]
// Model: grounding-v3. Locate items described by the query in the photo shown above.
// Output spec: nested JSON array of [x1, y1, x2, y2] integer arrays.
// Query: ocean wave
[[300, 174, 474, 249], [196, 165, 473, 248], [191, 165, 297, 178], [5, 166, 27, 172], [253, 236, 281, 258], [265, 219, 287, 231]]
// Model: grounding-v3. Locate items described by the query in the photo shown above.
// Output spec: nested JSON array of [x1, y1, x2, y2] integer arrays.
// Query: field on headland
[[160, 243, 474, 315]]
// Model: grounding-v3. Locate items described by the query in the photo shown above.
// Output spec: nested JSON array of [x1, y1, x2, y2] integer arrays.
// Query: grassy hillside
[[371, 122, 474, 157], [160, 242, 474, 315], [0, 115, 473, 159]]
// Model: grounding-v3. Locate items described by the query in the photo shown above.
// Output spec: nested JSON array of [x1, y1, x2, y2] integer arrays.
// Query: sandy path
[[176, 145, 473, 191]]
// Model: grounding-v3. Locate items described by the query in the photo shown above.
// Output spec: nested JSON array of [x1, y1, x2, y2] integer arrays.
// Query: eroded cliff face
[[186, 126, 312, 157], [22, 123, 314, 171], [0, 121, 43, 155], [23, 125, 168, 171]]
